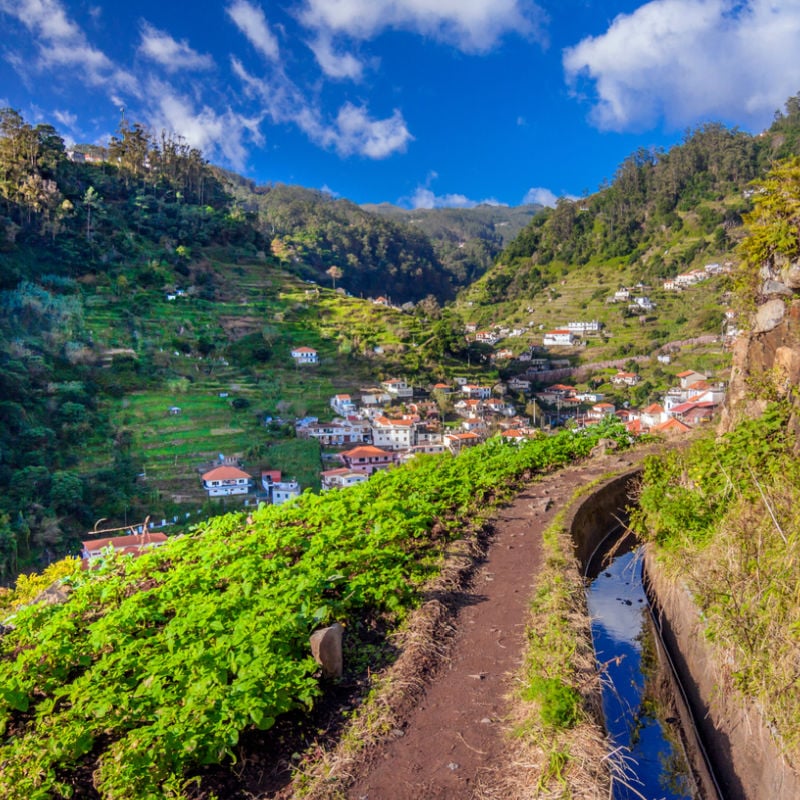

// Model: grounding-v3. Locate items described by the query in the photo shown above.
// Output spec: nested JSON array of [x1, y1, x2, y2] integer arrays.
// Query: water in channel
[[586, 537, 698, 800]]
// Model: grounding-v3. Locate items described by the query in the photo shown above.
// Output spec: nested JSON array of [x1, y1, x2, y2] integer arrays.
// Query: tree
[[326, 265, 343, 289], [83, 186, 101, 240]]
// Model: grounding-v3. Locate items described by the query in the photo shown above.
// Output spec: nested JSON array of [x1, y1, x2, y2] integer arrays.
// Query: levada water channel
[[586, 530, 714, 800]]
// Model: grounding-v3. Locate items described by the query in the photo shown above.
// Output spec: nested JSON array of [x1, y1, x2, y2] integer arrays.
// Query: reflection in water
[[587, 545, 697, 800]]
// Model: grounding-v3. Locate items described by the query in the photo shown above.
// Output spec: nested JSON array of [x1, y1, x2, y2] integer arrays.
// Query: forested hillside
[[463, 95, 800, 312], [218, 180, 456, 303]]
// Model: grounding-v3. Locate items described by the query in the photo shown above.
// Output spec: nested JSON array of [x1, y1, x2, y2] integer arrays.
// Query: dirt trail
[[346, 453, 638, 800]]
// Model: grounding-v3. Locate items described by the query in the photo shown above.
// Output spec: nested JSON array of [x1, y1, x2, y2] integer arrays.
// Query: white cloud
[[0, 0, 137, 92], [231, 58, 412, 159], [138, 22, 214, 72], [306, 34, 364, 80], [523, 186, 558, 207], [324, 102, 412, 158], [226, 0, 281, 61], [406, 174, 502, 209], [146, 80, 263, 170], [298, 0, 547, 54], [563, 0, 800, 133]]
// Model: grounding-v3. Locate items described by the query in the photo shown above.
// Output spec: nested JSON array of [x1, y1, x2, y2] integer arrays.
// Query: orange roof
[[83, 532, 168, 552], [341, 445, 393, 458], [641, 403, 664, 415], [292, 346, 317, 353], [202, 465, 252, 481], [651, 418, 692, 434]]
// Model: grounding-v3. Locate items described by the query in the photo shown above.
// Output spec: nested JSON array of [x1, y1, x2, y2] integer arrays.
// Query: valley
[[1, 99, 799, 799]]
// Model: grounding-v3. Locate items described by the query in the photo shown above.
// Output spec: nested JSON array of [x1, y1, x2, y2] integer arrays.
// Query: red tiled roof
[[341, 445, 393, 458], [202, 466, 252, 481], [83, 532, 168, 553]]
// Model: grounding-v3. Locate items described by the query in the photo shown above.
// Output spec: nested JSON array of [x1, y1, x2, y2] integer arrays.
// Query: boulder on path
[[310, 622, 343, 680]]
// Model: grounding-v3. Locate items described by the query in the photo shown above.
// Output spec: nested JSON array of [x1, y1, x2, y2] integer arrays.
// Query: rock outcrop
[[718, 256, 800, 437]]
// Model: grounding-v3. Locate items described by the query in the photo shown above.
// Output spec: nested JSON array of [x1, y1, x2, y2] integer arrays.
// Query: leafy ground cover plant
[[632, 402, 800, 763], [0, 421, 629, 799]]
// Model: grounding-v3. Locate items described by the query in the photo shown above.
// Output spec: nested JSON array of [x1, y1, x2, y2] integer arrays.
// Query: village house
[[296, 419, 372, 446], [630, 296, 655, 311], [320, 467, 369, 490], [543, 329, 576, 346], [82, 531, 168, 561], [444, 431, 481, 453], [461, 384, 492, 400], [330, 394, 357, 416], [484, 397, 516, 417], [381, 378, 414, 399], [474, 330, 500, 345], [676, 370, 707, 389], [611, 371, 641, 387], [576, 391, 604, 403], [338, 445, 399, 475], [609, 287, 631, 303], [454, 398, 483, 418], [371, 416, 418, 450], [359, 387, 393, 407], [202, 465, 252, 497], [262, 470, 302, 504], [492, 348, 515, 360], [507, 376, 532, 393], [586, 402, 616, 420], [640, 403, 667, 429], [290, 346, 318, 365], [567, 320, 602, 334], [650, 417, 693, 436]]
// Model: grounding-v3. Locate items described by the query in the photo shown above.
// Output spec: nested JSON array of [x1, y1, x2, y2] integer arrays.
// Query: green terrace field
[[0, 422, 632, 800], [78, 260, 435, 515]]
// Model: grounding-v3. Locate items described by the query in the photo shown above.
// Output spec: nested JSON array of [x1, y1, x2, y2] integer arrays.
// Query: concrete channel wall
[[567, 468, 800, 800]]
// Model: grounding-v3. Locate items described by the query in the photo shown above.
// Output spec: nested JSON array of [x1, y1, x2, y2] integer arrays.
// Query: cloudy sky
[[2, 0, 799, 209]]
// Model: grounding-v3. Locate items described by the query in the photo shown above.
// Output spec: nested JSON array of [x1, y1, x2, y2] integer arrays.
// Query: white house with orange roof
[[371, 416, 418, 450], [543, 329, 575, 346], [82, 531, 168, 561], [381, 377, 413, 398], [640, 403, 667, 429], [202, 465, 252, 496], [291, 346, 318, 365], [330, 393, 357, 415], [338, 445, 398, 475]]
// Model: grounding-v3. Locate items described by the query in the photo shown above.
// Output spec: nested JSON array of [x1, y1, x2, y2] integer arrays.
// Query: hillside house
[[291, 346, 318, 365], [338, 445, 398, 475], [330, 394, 357, 416], [297, 419, 371, 446], [202, 466, 252, 497], [508, 377, 532, 392], [587, 402, 616, 420], [320, 467, 369, 490], [543, 330, 575, 346], [640, 403, 667, 429], [568, 320, 602, 334], [371, 416, 418, 450], [676, 370, 707, 389], [360, 388, 393, 406], [444, 431, 481, 453], [610, 288, 630, 303], [82, 531, 168, 561], [611, 372, 641, 387], [630, 296, 655, 311], [271, 480, 302, 505], [381, 378, 413, 399], [461, 384, 492, 400]]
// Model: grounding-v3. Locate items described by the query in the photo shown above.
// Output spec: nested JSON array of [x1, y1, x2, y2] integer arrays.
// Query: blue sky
[[2, 0, 800, 209]]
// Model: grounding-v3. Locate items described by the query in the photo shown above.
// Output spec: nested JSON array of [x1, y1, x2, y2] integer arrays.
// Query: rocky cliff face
[[719, 257, 800, 438]]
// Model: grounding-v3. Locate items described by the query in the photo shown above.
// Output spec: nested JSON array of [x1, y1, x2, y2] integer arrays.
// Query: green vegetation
[[632, 404, 800, 761], [0, 422, 629, 799]]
